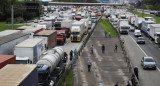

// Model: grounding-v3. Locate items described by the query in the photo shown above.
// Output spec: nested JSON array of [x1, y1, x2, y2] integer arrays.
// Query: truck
[[37, 21, 52, 30], [57, 30, 66, 45], [118, 19, 130, 34], [141, 20, 156, 35], [134, 17, 145, 29], [0, 64, 38, 86], [14, 38, 45, 64], [34, 30, 57, 49], [0, 55, 16, 69], [81, 18, 90, 35], [61, 20, 73, 37], [37, 47, 67, 86], [129, 15, 137, 25], [149, 24, 160, 43], [70, 21, 85, 42]]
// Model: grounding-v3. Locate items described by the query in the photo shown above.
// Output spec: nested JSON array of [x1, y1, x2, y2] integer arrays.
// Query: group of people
[[105, 31, 111, 38]]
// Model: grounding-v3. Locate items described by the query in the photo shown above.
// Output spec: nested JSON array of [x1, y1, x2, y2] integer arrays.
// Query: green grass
[[0, 22, 24, 31], [98, 19, 118, 37], [60, 69, 73, 86], [128, 10, 160, 24]]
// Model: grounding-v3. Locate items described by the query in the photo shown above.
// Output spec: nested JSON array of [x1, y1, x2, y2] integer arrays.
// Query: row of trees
[[53, 0, 98, 3]]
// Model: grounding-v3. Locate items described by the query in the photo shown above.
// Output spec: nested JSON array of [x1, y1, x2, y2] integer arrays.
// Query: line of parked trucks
[[105, 8, 160, 44], [0, 5, 102, 86]]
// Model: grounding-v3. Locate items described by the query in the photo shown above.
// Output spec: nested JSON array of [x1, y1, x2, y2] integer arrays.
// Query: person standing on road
[[108, 32, 111, 37], [114, 82, 118, 86], [70, 50, 73, 61], [101, 44, 105, 54], [105, 31, 107, 38], [131, 74, 136, 86], [127, 81, 131, 86], [134, 66, 139, 80], [114, 44, 118, 52], [87, 60, 92, 72], [74, 49, 77, 56], [90, 45, 93, 54]]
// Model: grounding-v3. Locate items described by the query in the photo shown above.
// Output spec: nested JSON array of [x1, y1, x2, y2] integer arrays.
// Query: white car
[[141, 57, 156, 70]]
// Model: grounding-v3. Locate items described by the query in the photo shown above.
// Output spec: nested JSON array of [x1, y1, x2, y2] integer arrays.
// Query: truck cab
[[70, 26, 82, 42], [60, 27, 70, 38], [57, 33, 65, 45], [16, 57, 31, 64]]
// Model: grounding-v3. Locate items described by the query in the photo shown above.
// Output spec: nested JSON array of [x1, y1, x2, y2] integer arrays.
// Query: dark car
[[137, 37, 145, 44]]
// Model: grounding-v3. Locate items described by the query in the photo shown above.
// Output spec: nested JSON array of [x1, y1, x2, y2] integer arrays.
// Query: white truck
[[149, 24, 160, 43], [81, 18, 90, 35], [134, 17, 145, 29], [118, 19, 130, 34], [37, 21, 52, 30], [14, 38, 45, 64], [70, 21, 85, 42]]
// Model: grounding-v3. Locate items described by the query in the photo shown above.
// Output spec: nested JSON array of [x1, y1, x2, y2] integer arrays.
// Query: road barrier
[[56, 15, 102, 86], [108, 18, 141, 86]]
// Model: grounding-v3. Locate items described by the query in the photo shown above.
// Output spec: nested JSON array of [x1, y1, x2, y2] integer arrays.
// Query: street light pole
[[11, 0, 14, 30], [142, 0, 144, 17]]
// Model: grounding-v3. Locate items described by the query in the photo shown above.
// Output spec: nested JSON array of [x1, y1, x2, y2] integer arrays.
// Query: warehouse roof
[[15, 38, 44, 48], [0, 64, 37, 86], [34, 30, 56, 36], [0, 32, 28, 45]]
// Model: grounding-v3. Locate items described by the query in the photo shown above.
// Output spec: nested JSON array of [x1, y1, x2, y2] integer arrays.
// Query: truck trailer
[[118, 19, 130, 34], [0, 55, 16, 69], [149, 24, 160, 43], [0, 64, 38, 86], [14, 38, 45, 64]]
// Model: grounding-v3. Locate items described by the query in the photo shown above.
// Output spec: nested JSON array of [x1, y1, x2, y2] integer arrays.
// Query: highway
[[121, 32, 160, 86]]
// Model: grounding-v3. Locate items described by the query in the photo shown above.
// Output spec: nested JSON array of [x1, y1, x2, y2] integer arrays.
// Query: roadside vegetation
[[0, 22, 23, 31], [129, 10, 160, 24], [60, 69, 73, 86], [98, 19, 118, 37]]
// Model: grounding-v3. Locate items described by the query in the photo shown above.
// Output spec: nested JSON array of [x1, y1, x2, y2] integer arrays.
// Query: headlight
[[77, 35, 81, 37]]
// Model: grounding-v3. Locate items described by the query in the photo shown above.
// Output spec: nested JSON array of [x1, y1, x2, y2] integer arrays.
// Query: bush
[[16, 17, 24, 23]]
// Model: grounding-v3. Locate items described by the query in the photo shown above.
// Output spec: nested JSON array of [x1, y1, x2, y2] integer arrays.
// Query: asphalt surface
[[121, 32, 160, 86], [73, 17, 130, 86]]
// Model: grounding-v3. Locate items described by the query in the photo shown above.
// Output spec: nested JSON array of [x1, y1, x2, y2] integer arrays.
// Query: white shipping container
[[14, 38, 45, 64], [149, 24, 160, 43]]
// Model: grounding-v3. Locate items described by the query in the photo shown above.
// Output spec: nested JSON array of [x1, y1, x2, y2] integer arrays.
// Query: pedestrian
[[105, 31, 107, 38], [87, 60, 92, 72], [114, 82, 118, 86], [70, 50, 73, 61], [90, 45, 93, 54], [127, 81, 131, 86], [131, 74, 136, 86], [108, 32, 111, 37], [101, 44, 105, 54], [134, 66, 139, 80], [74, 49, 77, 56], [114, 44, 118, 52]]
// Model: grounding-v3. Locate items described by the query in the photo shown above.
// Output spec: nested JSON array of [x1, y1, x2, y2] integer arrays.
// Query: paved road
[[74, 18, 130, 86], [121, 34, 160, 86]]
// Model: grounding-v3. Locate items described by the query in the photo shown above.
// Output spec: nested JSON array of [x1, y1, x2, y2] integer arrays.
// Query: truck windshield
[[121, 27, 129, 29], [71, 32, 80, 35], [57, 35, 63, 38], [16, 60, 28, 64]]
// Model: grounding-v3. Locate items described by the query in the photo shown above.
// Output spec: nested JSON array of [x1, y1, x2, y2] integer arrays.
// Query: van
[[134, 30, 141, 37]]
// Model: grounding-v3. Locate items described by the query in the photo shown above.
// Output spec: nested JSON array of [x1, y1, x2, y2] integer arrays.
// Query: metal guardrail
[[108, 18, 140, 86], [56, 16, 102, 86]]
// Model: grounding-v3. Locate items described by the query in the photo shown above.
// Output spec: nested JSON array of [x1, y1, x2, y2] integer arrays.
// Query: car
[[141, 57, 156, 70], [137, 37, 145, 44], [134, 30, 141, 37], [129, 26, 135, 32]]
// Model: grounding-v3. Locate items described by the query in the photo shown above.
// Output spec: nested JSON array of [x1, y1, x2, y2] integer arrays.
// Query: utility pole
[[11, 0, 14, 30], [142, 0, 144, 17]]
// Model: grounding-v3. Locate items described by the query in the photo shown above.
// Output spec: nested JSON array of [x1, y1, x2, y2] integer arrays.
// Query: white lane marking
[[128, 35, 147, 56], [129, 35, 160, 72]]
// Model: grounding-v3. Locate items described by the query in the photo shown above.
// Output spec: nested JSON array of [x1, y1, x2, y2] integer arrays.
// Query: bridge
[[48, 2, 123, 6]]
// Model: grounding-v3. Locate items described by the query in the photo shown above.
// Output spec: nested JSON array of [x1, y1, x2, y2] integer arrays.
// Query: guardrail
[[56, 15, 102, 86], [108, 18, 140, 86]]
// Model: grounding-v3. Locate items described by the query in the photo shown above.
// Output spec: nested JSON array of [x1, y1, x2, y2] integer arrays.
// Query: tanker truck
[[37, 47, 67, 86]]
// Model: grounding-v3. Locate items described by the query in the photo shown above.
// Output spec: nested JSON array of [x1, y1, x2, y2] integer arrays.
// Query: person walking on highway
[[70, 50, 73, 61], [101, 44, 105, 54], [74, 49, 77, 56], [131, 74, 136, 86], [108, 32, 111, 37], [114, 44, 118, 52], [104, 31, 107, 38], [87, 60, 92, 72], [90, 45, 93, 54], [127, 81, 131, 86], [134, 66, 139, 80], [114, 82, 118, 86]]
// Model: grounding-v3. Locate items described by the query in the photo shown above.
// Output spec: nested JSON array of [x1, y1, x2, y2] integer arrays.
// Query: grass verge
[[98, 19, 118, 37], [128, 10, 160, 24], [0, 22, 24, 31], [60, 69, 73, 86]]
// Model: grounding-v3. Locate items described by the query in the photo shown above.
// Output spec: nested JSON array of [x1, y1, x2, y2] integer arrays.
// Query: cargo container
[[0, 64, 38, 86], [0, 55, 16, 69], [0, 30, 29, 55], [34, 30, 57, 49], [14, 38, 45, 64], [16, 26, 34, 31], [0, 30, 21, 37], [22, 27, 43, 35], [37, 21, 53, 30], [149, 24, 160, 43]]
